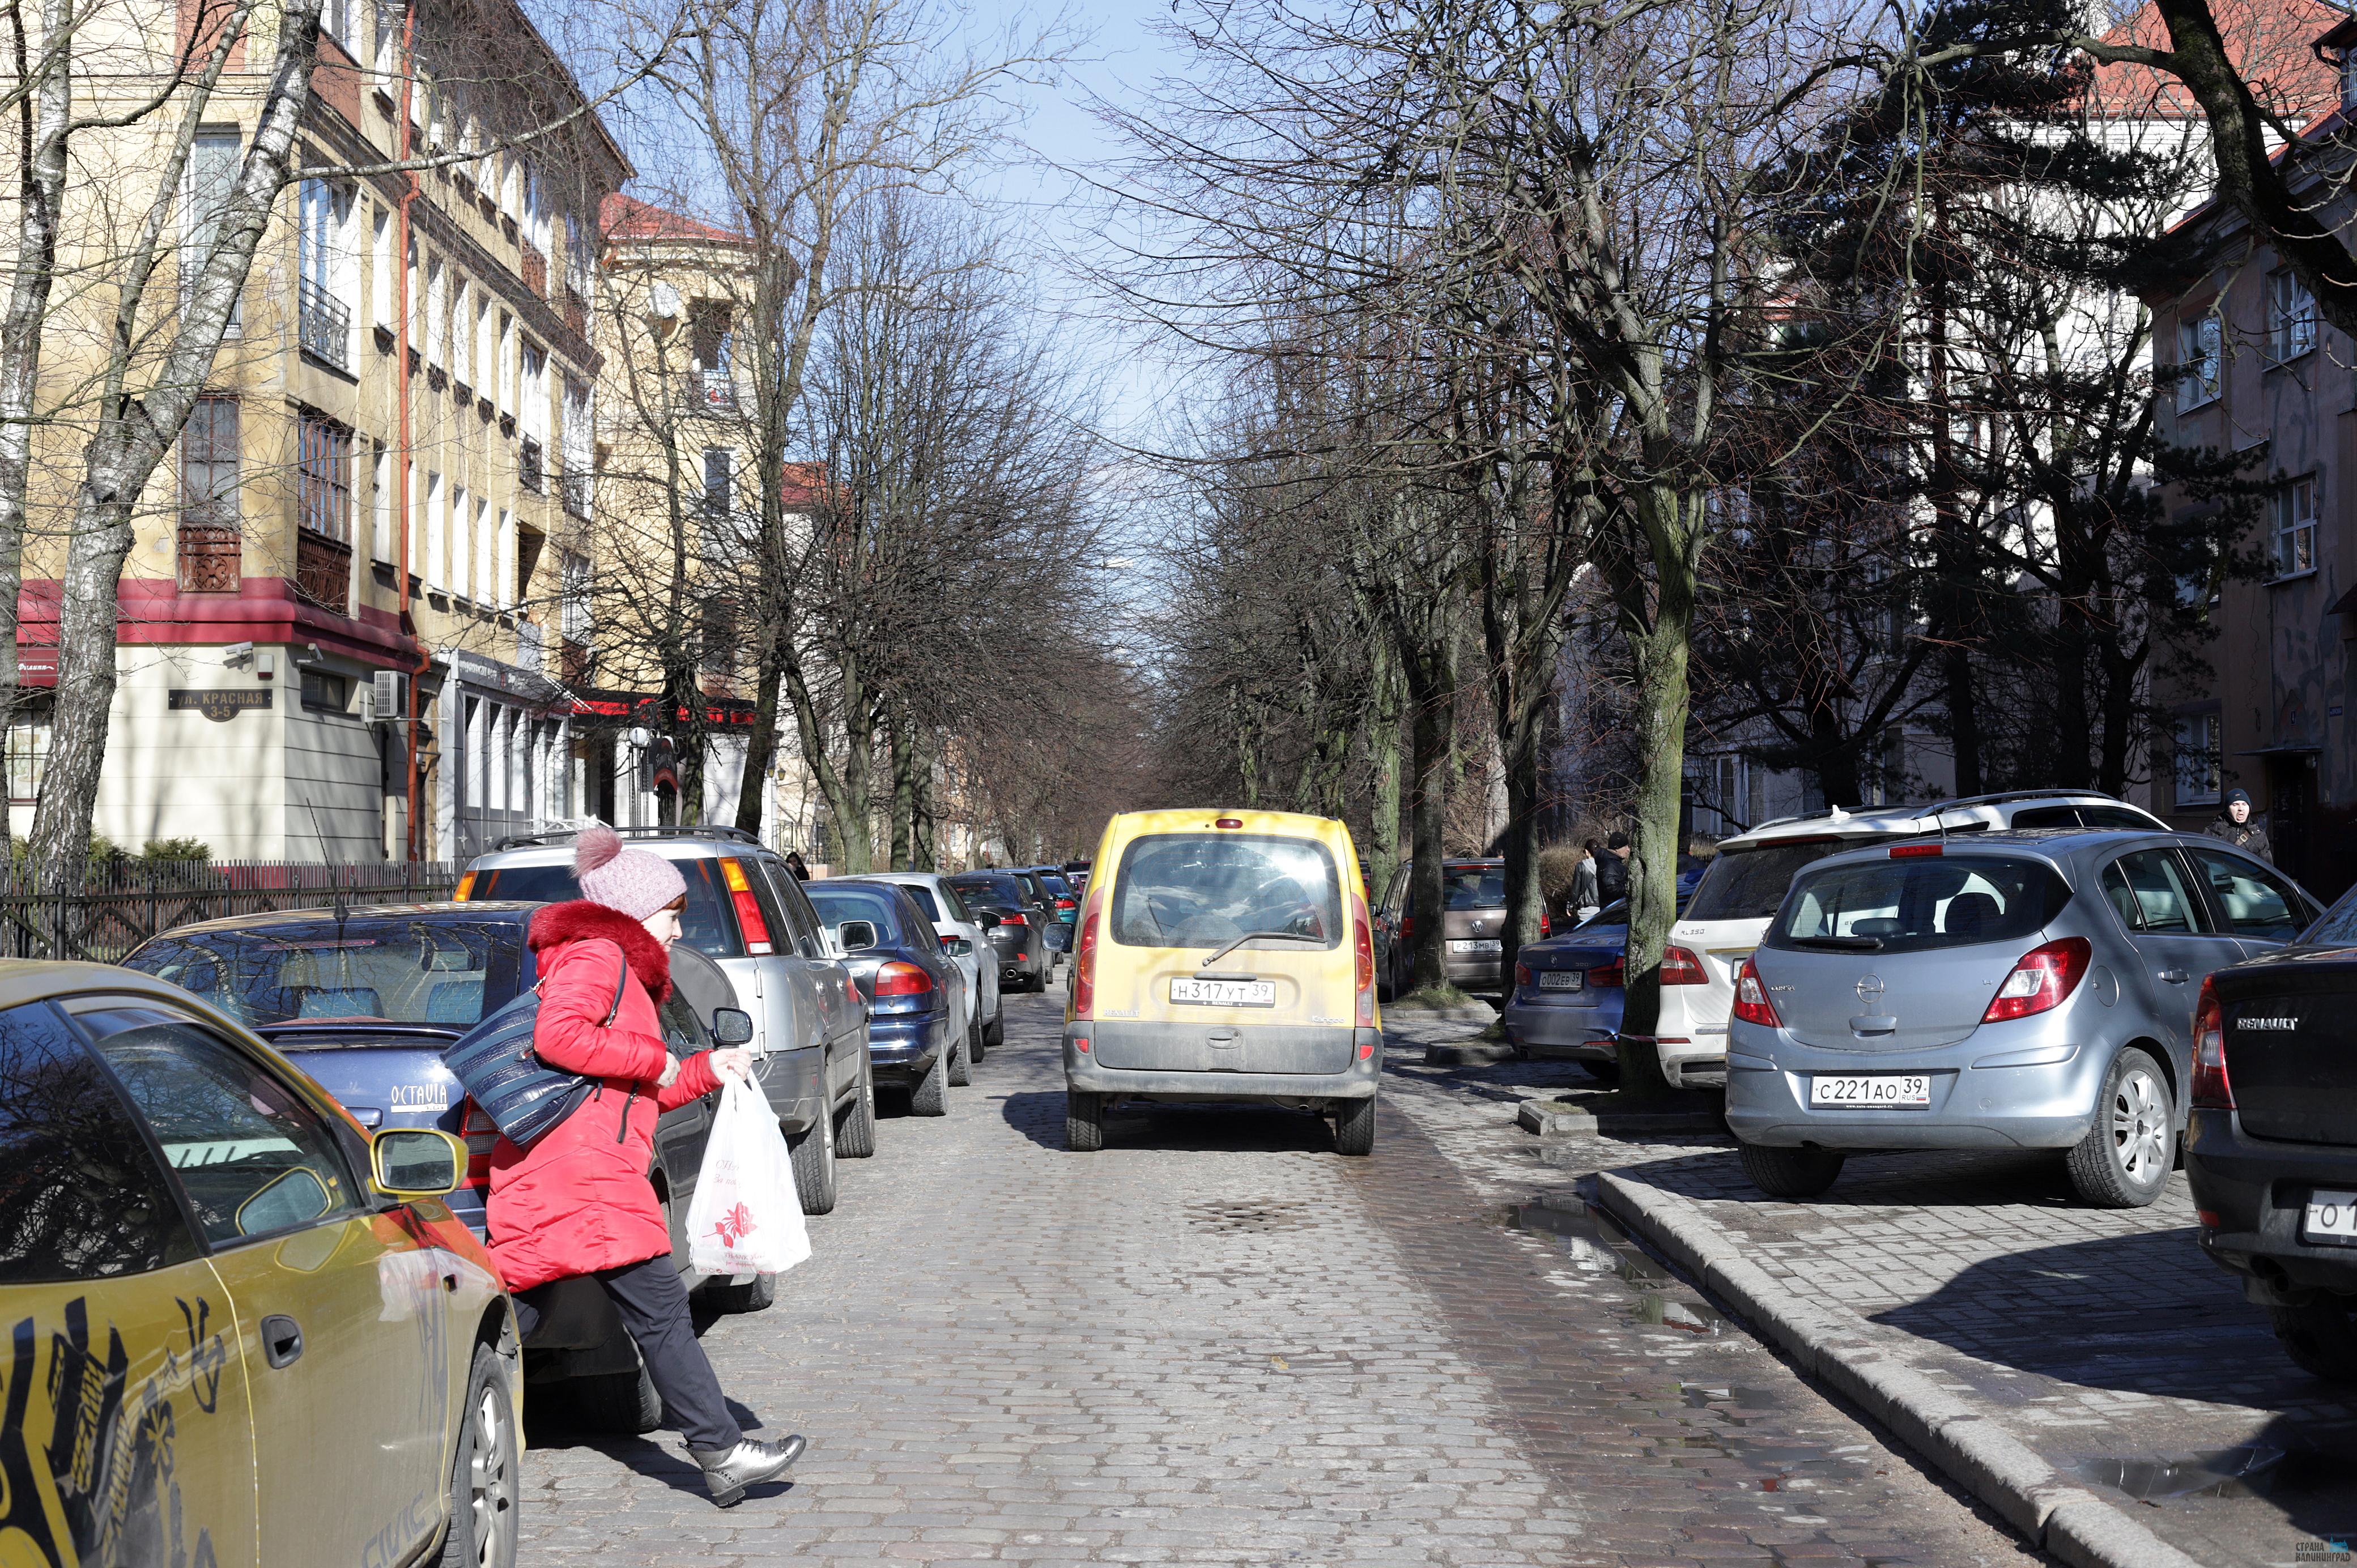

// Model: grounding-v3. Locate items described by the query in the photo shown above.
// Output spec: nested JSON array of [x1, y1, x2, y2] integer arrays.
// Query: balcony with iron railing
[[295, 529, 353, 614], [560, 471, 592, 520], [299, 278, 350, 372]]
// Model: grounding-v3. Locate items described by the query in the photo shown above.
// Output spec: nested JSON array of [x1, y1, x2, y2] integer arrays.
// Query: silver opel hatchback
[[1726, 829, 2322, 1208]]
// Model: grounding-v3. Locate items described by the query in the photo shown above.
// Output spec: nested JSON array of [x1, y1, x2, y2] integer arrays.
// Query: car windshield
[[1764, 855, 2071, 954], [1109, 832, 1343, 951], [471, 857, 743, 956], [129, 917, 530, 1030], [1685, 839, 1877, 922], [1040, 875, 1074, 900], [1443, 867, 1504, 910], [807, 885, 909, 947]]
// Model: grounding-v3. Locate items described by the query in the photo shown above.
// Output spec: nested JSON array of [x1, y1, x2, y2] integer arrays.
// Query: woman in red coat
[[487, 824, 805, 1506]]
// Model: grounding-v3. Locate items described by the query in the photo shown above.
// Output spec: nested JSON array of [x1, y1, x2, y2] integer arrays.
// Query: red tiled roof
[[780, 462, 828, 509], [599, 192, 743, 246], [2090, 0, 2343, 125]]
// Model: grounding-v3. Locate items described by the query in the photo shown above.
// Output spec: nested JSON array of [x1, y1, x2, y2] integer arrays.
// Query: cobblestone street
[[517, 995, 2041, 1565]]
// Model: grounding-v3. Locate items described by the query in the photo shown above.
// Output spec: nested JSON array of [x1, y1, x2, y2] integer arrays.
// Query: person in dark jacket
[[784, 850, 811, 881], [486, 824, 805, 1506], [1595, 832, 1632, 905], [2207, 787, 2273, 862]]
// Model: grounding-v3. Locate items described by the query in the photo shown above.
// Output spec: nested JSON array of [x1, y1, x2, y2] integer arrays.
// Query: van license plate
[[1450, 939, 1503, 956], [2304, 1188, 2357, 1246], [1170, 977, 1276, 1007], [1809, 1073, 1930, 1109], [1537, 970, 1581, 992]]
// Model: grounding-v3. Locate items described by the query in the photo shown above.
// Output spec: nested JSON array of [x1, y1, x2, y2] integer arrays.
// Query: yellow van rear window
[[1109, 833, 1343, 951]]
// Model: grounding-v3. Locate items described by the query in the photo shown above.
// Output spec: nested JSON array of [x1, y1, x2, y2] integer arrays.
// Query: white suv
[[1650, 792, 2166, 1090]]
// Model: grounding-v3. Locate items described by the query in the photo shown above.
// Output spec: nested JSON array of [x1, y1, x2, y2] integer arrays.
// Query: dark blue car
[[806, 880, 968, 1115], [1500, 873, 1703, 1081]]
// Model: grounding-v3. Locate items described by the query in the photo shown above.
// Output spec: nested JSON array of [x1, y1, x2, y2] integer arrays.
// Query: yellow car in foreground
[[0, 961, 520, 1568]]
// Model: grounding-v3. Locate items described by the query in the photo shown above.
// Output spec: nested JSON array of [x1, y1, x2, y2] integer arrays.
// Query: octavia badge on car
[[2240, 1016, 2301, 1031], [1855, 974, 1887, 1006]]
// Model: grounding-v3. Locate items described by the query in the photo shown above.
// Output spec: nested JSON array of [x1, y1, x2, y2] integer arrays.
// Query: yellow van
[[1064, 808, 1382, 1153]]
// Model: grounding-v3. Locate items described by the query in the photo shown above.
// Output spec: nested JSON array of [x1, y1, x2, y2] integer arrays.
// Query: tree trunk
[[1405, 657, 1454, 993], [887, 700, 916, 871], [1365, 643, 1404, 901], [737, 647, 784, 837]]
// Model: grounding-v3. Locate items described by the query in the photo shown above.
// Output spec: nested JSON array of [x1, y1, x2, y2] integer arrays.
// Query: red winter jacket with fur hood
[[484, 900, 720, 1291]]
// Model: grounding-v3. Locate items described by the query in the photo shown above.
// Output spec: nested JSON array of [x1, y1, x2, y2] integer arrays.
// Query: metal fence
[[0, 860, 464, 963]]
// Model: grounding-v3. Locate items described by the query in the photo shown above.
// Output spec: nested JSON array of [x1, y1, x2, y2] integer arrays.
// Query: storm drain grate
[[1188, 1199, 1317, 1233]]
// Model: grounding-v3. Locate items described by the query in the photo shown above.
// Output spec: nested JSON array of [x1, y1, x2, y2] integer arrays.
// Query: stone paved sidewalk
[[1597, 1140, 2357, 1568]]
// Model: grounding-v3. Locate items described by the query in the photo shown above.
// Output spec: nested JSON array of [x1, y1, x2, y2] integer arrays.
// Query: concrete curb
[[1381, 1000, 1499, 1023], [1593, 1171, 2207, 1568], [1426, 1041, 1517, 1067], [1516, 1098, 1724, 1137]]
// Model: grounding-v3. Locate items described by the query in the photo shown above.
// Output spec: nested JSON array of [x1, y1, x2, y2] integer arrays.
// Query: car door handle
[[261, 1314, 304, 1369], [2159, 969, 2190, 983]]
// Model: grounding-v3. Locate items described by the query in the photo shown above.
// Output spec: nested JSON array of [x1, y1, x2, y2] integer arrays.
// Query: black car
[[948, 871, 1051, 992], [124, 901, 770, 1430], [2182, 880, 2357, 1379], [806, 879, 969, 1113]]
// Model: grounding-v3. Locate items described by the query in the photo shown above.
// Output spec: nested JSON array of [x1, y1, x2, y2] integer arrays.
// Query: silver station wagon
[[1725, 829, 2322, 1208]]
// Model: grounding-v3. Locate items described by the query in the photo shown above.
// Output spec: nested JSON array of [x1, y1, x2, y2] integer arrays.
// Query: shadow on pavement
[[998, 1089, 1339, 1154]]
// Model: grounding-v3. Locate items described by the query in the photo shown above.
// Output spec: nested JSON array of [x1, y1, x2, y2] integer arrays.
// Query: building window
[[424, 470, 444, 588], [177, 395, 240, 591], [2176, 713, 2222, 806], [183, 131, 243, 328], [450, 485, 470, 598], [561, 376, 592, 518], [424, 255, 445, 370], [371, 202, 392, 333], [297, 179, 351, 370], [701, 447, 732, 519], [301, 668, 350, 714], [2176, 316, 2220, 411], [6, 711, 48, 805], [297, 415, 352, 542], [370, 440, 392, 561], [2275, 478, 2318, 577], [2270, 271, 2317, 363], [691, 302, 734, 412]]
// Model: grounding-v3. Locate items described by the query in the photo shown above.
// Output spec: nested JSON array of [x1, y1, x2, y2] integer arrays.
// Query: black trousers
[[514, 1256, 742, 1451]]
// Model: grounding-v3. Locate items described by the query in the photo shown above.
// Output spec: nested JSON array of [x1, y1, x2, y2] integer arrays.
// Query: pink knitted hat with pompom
[[573, 823, 687, 921]]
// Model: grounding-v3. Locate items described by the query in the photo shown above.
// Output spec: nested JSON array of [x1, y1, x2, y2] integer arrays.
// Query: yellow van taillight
[[1072, 888, 1104, 1019], [1352, 893, 1376, 1028]]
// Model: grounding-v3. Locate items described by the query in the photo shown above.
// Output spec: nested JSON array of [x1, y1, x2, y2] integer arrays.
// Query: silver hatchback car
[[1726, 829, 2322, 1208]]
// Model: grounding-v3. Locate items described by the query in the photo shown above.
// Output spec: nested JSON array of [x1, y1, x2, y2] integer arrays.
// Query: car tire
[[837, 1052, 877, 1160], [983, 1012, 1003, 1053], [1737, 1141, 1845, 1200], [911, 1045, 949, 1117], [438, 1344, 521, 1568], [1066, 1089, 1104, 1151], [2065, 1047, 2173, 1208], [2270, 1298, 2357, 1382], [705, 1271, 778, 1314], [1582, 1057, 1622, 1086], [570, 1358, 661, 1434], [788, 1102, 840, 1214], [1333, 1095, 1376, 1156], [950, 1022, 973, 1087]]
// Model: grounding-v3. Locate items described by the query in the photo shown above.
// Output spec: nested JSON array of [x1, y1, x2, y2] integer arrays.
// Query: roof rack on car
[[1922, 789, 2122, 813], [491, 824, 763, 851]]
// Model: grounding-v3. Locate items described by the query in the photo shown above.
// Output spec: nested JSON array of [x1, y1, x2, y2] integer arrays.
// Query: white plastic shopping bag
[[687, 1079, 811, 1277]]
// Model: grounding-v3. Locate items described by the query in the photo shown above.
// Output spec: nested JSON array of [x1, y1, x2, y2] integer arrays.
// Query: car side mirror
[[943, 937, 973, 957], [972, 911, 1000, 929], [371, 1128, 463, 1199], [711, 1007, 754, 1045], [837, 920, 878, 952]]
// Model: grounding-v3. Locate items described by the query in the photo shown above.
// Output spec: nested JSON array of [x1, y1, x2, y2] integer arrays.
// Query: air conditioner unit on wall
[[369, 670, 407, 723]]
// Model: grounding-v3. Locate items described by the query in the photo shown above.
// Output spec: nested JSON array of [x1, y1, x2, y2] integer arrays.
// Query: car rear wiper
[[1790, 934, 1884, 951], [1200, 931, 1328, 968]]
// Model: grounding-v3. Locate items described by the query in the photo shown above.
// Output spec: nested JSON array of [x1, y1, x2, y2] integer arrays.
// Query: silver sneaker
[[690, 1433, 806, 1507]]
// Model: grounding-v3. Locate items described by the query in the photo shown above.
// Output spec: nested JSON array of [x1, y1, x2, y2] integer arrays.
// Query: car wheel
[[837, 1051, 877, 1159], [568, 1358, 661, 1434], [949, 1022, 974, 1086], [788, 1101, 840, 1214], [1333, 1094, 1376, 1156], [2065, 1047, 2173, 1208], [983, 1012, 1003, 1052], [704, 1271, 778, 1314], [911, 1044, 949, 1117], [1065, 1089, 1104, 1151], [2270, 1298, 2357, 1382], [1737, 1141, 1845, 1200], [439, 1345, 521, 1567], [1582, 1057, 1621, 1086]]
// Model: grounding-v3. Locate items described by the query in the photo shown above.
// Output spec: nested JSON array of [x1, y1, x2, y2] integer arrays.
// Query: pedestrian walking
[[784, 849, 811, 882], [1596, 832, 1632, 905], [1569, 841, 1601, 920], [486, 824, 806, 1507], [2207, 787, 2274, 862]]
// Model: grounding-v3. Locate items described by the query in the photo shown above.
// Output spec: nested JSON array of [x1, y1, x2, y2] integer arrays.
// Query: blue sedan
[[1501, 875, 1700, 1082]]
